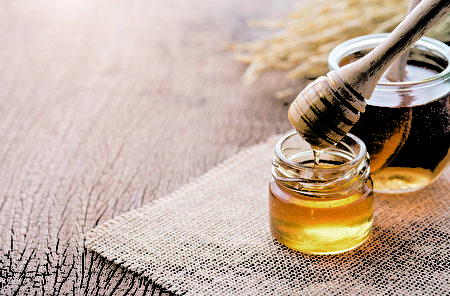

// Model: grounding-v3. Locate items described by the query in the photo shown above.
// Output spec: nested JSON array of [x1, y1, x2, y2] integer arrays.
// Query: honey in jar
[[329, 34, 450, 193], [269, 132, 373, 255]]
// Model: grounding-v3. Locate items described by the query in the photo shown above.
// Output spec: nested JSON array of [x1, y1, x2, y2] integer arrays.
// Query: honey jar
[[328, 34, 450, 193], [269, 132, 373, 255]]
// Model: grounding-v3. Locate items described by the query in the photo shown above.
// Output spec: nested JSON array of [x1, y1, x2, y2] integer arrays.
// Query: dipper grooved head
[[288, 72, 366, 150]]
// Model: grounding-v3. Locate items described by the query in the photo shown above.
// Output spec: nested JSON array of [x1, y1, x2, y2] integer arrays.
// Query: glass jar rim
[[328, 33, 450, 86], [274, 131, 367, 173]]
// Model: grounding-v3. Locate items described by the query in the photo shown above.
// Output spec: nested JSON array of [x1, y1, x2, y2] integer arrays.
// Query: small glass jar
[[269, 132, 373, 255], [328, 34, 450, 193]]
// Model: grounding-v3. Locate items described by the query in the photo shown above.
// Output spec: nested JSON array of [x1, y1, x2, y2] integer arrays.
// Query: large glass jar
[[269, 132, 373, 255], [329, 34, 450, 193]]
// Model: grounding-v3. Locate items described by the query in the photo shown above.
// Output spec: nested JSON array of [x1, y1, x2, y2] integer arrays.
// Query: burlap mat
[[85, 132, 449, 295]]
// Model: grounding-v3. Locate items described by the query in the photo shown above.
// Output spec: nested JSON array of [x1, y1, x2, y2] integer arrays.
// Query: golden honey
[[270, 132, 373, 255]]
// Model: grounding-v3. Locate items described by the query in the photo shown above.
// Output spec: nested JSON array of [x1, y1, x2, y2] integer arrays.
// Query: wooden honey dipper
[[288, 0, 450, 150]]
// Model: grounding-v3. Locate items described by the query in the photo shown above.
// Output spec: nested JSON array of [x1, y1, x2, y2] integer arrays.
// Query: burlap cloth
[[85, 132, 449, 295]]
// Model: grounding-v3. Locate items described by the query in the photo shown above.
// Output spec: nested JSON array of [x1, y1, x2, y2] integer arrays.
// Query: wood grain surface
[[0, 0, 301, 294]]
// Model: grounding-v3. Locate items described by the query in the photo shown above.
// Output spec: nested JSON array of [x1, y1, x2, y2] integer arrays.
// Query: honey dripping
[[312, 149, 322, 168]]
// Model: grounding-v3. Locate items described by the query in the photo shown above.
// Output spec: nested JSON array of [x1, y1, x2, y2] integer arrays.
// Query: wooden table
[[0, 0, 300, 294]]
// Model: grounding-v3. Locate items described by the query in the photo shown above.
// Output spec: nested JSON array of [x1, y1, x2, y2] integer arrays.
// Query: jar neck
[[272, 133, 370, 196], [328, 34, 450, 107]]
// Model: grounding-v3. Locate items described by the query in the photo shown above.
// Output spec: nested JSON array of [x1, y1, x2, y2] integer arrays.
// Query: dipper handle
[[341, 0, 449, 98], [385, 0, 421, 82], [288, 0, 449, 149]]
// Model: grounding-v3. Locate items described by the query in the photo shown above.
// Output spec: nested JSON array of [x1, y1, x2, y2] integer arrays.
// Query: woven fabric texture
[[85, 133, 449, 296]]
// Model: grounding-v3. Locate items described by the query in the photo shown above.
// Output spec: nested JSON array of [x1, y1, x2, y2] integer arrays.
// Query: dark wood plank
[[0, 0, 300, 294]]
